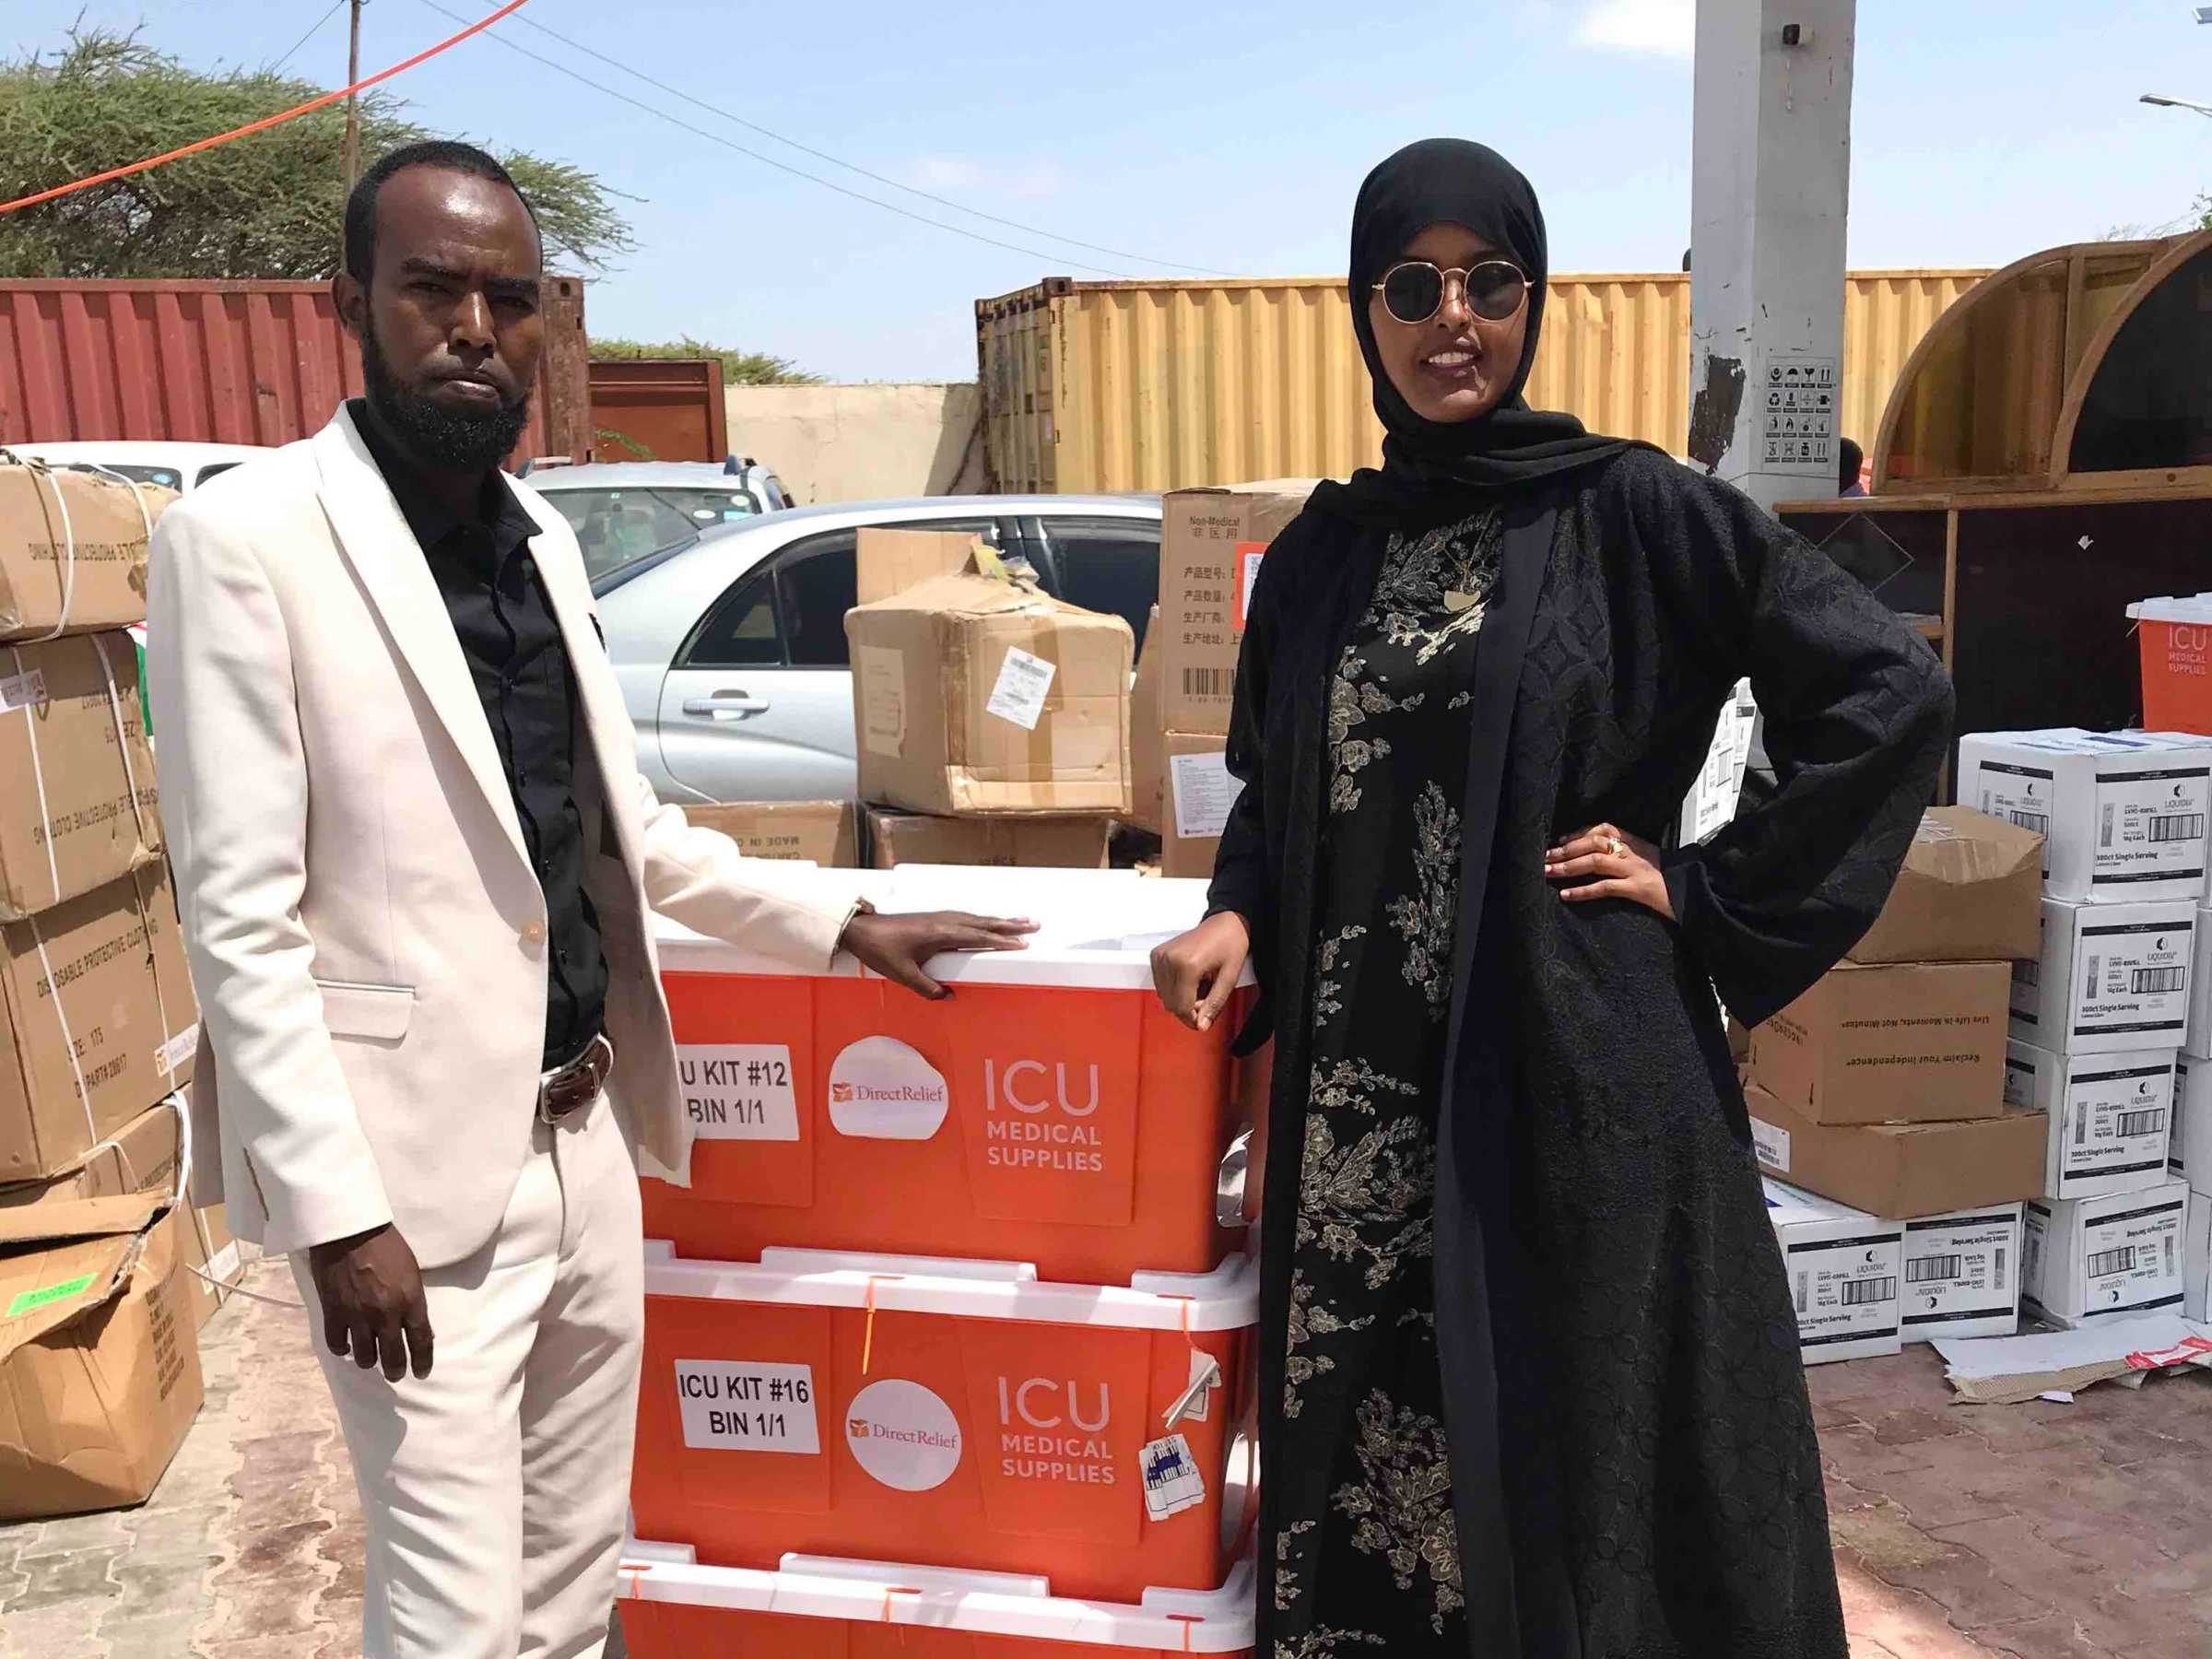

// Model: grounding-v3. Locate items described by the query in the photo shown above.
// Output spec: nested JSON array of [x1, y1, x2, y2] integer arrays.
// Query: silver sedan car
[[592, 495, 1162, 803]]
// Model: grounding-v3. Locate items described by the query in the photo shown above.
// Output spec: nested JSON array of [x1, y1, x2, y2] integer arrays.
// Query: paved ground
[[2, 1256, 2206, 1657]]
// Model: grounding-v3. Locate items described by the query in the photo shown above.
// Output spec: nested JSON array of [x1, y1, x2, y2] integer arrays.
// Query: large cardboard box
[[2010, 896, 2196, 1054], [1746, 1080, 2046, 1217], [1763, 1179, 1904, 1364], [1847, 807, 2043, 964], [0, 1199, 204, 1519], [1748, 960, 2010, 1124], [1160, 733, 1241, 881], [2171, 1052, 2212, 1196], [2022, 1181, 2191, 1327], [0, 631, 163, 919], [1158, 482, 1314, 736], [854, 527, 977, 606], [1127, 606, 1165, 836], [1957, 728, 2212, 903], [0, 865, 199, 1183], [2001, 1042, 2176, 1202], [0, 465, 173, 642], [685, 802, 860, 867], [865, 807, 1111, 870], [846, 553, 1133, 817]]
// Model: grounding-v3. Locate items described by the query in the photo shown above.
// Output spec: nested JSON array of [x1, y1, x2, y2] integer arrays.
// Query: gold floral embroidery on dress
[[1285, 1272, 1375, 1418], [1332, 1392, 1466, 1635], [1368, 512, 1502, 665], [1327, 654, 1423, 816], [1297, 1115, 1436, 1289], [1276, 1631, 1388, 1657], [1385, 782, 1462, 1021], [1311, 924, 1370, 1030], [1308, 1057, 1419, 1118]]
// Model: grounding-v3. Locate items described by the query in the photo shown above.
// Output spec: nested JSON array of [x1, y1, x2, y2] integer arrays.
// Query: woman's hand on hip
[[1152, 912, 1252, 1033], [1546, 823, 1675, 921]]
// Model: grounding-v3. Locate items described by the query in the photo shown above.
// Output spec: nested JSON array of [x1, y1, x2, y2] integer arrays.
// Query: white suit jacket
[[147, 406, 858, 1267]]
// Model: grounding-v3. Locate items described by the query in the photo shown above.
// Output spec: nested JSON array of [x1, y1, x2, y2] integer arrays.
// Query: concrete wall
[[724, 382, 985, 505]]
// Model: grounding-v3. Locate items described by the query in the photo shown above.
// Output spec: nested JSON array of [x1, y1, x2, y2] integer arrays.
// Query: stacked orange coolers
[[621, 867, 1260, 1656]]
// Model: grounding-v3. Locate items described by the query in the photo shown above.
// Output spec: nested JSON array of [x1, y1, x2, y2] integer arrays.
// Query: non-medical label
[[156, 1023, 200, 1079], [676, 1359, 820, 1453], [2090, 769, 2210, 889], [6, 1272, 97, 1319], [854, 644, 907, 758], [1170, 749, 1244, 841], [1139, 1433, 1207, 1521], [846, 1378, 963, 1490], [985, 646, 1057, 731], [677, 1044, 799, 1141], [206, 1241, 242, 1286], [828, 1036, 950, 1140], [1232, 542, 1268, 631], [1749, 1116, 1791, 1175], [0, 668, 46, 712]]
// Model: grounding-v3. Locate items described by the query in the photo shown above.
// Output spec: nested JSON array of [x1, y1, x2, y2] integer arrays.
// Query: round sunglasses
[[1371, 259, 1531, 326]]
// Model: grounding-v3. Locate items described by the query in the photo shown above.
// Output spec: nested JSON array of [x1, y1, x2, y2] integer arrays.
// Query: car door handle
[[683, 690, 771, 720]]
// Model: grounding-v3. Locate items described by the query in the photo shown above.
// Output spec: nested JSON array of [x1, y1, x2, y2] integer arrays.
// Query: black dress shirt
[[352, 402, 608, 1071]]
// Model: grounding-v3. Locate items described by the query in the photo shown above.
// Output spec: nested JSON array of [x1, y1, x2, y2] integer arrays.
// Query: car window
[[60, 461, 184, 490], [1043, 518, 1160, 652], [680, 568, 782, 668], [546, 487, 760, 581]]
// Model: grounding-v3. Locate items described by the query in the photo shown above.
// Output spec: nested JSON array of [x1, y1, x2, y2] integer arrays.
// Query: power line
[[413, 0, 1222, 279], [271, 0, 351, 75], [485, 6, 1230, 276]]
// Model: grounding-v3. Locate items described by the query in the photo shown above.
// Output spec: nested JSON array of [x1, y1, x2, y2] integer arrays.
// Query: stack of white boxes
[[1959, 729, 2203, 1327]]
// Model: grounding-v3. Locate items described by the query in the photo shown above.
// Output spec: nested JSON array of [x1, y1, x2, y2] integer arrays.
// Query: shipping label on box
[[2003, 1042, 2176, 1201], [2023, 1182, 2191, 1326], [1959, 730, 2212, 902], [2013, 898, 2195, 1054], [1764, 1179, 1904, 1363], [1900, 1206, 2024, 1343], [1159, 483, 1314, 736], [1680, 680, 1757, 845]]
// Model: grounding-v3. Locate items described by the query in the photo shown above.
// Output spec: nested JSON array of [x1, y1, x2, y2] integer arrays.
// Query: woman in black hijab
[[1151, 139, 1951, 1657]]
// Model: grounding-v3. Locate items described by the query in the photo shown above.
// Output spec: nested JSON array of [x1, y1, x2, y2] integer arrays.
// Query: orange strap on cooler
[[615, 1563, 653, 1601], [860, 1274, 900, 1375], [1169, 1612, 1203, 1652]]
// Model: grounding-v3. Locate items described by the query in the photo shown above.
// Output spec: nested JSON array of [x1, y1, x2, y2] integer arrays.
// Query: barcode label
[[2117, 1108, 2168, 1136], [2151, 813, 2206, 842], [1794, 1272, 1808, 1314], [1906, 1254, 1962, 1284], [1841, 1277, 1899, 1307], [1182, 667, 1234, 699], [2087, 1245, 2137, 1277], [2009, 809, 2051, 834], [2132, 967, 2186, 994]]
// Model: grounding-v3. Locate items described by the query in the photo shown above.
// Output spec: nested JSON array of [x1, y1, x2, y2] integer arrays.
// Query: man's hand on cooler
[[308, 1223, 433, 1382], [840, 907, 1038, 999]]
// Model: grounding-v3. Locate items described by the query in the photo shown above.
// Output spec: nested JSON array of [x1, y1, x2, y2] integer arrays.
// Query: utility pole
[[342, 0, 365, 190]]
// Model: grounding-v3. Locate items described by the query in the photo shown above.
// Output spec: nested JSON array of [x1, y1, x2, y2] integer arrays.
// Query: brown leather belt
[[538, 1032, 615, 1124]]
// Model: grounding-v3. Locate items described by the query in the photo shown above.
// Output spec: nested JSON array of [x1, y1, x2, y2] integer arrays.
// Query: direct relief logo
[[830, 1082, 854, 1105], [827, 1038, 950, 1140], [843, 1380, 962, 1491]]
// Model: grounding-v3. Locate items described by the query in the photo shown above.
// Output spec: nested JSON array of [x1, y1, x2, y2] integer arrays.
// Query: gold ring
[[1607, 836, 1628, 858]]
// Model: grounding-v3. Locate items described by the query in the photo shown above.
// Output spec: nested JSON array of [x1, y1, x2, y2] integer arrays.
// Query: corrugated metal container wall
[[978, 271, 1986, 494], [0, 277, 592, 462]]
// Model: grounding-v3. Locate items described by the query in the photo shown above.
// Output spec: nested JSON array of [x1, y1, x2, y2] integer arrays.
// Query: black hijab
[[1312, 138, 1646, 527]]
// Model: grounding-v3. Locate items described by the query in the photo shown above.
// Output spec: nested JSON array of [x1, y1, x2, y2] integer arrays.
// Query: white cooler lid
[[618, 1538, 1256, 1651], [2129, 594, 2212, 625]]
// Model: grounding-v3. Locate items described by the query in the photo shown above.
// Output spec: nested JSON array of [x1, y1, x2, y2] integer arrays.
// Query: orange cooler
[[644, 869, 1254, 1286], [615, 1541, 1255, 1657], [2130, 596, 2212, 735], [629, 1242, 1257, 1606]]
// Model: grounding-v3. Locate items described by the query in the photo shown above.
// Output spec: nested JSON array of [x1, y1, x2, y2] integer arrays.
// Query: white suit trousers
[[292, 1100, 642, 1659]]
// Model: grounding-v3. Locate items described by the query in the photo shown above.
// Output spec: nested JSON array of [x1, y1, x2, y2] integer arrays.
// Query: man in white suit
[[148, 142, 1030, 1659]]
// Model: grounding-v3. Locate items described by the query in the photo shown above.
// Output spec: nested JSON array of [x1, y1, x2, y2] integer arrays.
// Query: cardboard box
[[2010, 896, 2195, 1054], [685, 801, 860, 867], [1957, 729, 2212, 903], [1748, 960, 2009, 1124], [0, 465, 173, 642], [1847, 807, 2044, 964], [1160, 733, 1241, 881], [0, 631, 163, 919], [2184, 1193, 2210, 1321], [1126, 606, 1165, 836], [1158, 482, 1314, 736], [2022, 1181, 2191, 1326], [846, 553, 1133, 817], [2171, 1053, 2211, 1196], [0, 864, 198, 1183], [1746, 1080, 2047, 1217], [1763, 1179, 1905, 1364], [865, 807, 1112, 870], [1726, 1016, 1752, 1064], [854, 528, 978, 606], [2190, 907, 2212, 1052], [2001, 1042, 2176, 1202], [0, 1200, 204, 1520], [1898, 1206, 2025, 1343], [1681, 678, 1758, 845]]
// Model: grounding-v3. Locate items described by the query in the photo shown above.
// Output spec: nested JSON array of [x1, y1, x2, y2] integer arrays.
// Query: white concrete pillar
[[1687, 0, 1858, 512]]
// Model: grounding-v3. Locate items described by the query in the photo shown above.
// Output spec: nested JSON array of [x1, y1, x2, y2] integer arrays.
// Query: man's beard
[[360, 317, 532, 473]]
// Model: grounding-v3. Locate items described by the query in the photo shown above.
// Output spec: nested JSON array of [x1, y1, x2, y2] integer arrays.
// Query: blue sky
[[30, 0, 2212, 380]]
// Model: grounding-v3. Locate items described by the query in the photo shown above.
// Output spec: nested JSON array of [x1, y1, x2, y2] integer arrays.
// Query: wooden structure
[[1779, 230, 2212, 784]]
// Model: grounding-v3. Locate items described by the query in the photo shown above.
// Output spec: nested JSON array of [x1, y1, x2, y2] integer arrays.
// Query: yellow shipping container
[[976, 271, 1986, 494]]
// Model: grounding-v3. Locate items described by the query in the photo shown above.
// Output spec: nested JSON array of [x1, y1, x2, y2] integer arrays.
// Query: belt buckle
[[537, 1034, 611, 1126]]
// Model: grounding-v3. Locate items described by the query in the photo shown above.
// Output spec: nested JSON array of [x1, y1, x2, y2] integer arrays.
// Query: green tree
[[2199, 192, 2211, 231], [0, 28, 632, 279], [592, 335, 821, 386]]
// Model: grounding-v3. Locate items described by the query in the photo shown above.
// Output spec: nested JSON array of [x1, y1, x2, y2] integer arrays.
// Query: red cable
[[0, 0, 535, 217]]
